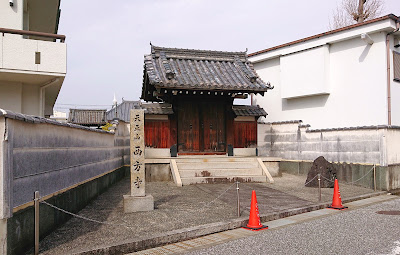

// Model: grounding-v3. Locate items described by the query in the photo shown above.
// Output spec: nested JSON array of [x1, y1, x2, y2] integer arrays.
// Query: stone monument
[[305, 156, 336, 188], [123, 109, 154, 213]]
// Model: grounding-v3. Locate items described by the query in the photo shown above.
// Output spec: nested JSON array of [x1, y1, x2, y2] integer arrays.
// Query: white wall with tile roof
[[251, 26, 398, 129]]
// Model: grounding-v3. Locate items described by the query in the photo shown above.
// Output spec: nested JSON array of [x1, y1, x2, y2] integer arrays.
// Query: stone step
[[175, 157, 258, 163], [178, 168, 263, 178], [176, 162, 259, 170], [181, 175, 267, 185]]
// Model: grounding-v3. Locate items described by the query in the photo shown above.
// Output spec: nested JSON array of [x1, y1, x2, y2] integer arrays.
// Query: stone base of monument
[[123, 194, 154, 213]]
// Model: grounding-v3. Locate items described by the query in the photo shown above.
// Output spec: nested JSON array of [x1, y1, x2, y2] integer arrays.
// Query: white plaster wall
[[0, 82, 22, 113], [0, 117, 5, 220], [253, 31, 388, 129], [252, 57, 280, 123], [145, 148, 170, 158], [21, 84, 40, 115], [0, 35, 3, 69], [386, 129, 400, 165], [234, 148, 256, 156], [0, 82, 41, 116], [0, 0, 23, 30], [390, 37, 400, 126], [281, 45, 330, 99], [391, 80, 400, 126]]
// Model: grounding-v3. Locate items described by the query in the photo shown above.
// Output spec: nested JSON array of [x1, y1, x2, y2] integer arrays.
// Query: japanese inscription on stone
[[130, 109, 145, 196]]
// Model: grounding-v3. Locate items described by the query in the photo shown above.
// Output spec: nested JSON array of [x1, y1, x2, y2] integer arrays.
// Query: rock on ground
[[305, 156, 336, 188]]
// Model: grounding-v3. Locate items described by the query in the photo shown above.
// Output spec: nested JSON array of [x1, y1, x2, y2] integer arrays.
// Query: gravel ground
[[33, 173, 380, 255], [187, 196, 400, 255]]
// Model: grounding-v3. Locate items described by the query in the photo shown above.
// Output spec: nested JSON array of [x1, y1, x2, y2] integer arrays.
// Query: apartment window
[[395, 51, 400, 82]]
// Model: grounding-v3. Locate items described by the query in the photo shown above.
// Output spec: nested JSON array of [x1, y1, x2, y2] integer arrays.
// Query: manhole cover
[[376, 211, 400, 215]]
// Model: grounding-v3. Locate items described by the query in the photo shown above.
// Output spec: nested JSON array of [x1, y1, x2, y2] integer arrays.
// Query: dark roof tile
[[142, 45, 273, 101], [106, 101, 173, 122], [68, 109, 107, 126], [232, 105, 267, 117], [0, 109, 111, 134]]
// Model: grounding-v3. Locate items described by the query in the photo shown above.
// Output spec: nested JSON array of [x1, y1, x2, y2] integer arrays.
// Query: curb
[[76, 191, 387, 255]]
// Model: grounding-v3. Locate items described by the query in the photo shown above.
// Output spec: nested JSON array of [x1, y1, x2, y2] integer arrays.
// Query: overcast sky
[[54, 0, 400, 112]]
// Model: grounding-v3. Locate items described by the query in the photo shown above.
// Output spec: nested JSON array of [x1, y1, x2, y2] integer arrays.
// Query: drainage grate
[[376, 211, 400, 215]]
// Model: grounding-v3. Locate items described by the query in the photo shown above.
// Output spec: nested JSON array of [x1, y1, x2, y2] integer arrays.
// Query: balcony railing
[[0, 27, 67, 74], [0, 27, 66, 43]]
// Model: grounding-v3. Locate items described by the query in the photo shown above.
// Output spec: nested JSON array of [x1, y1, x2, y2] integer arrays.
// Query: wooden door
[[201, 102, 225, 152], [177, 102, 200, 152], [234, 121, 257, 148], [177, 100, 225, 153], [145, 120, 171, 148]]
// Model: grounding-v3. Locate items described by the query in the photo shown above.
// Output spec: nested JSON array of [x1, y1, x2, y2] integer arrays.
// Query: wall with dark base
[[258, 121, 400, 191], [279, 160, 388, 190], [0, 111, 131, 255], [7, 166, 128, 255]]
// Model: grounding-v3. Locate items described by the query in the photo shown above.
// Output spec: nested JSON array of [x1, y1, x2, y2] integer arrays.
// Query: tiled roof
[[106, 101, 173, 122], [232, 105, 267, 117], [0, 109, 111, 134], [106, 101, 141, 122], [142, 103, 174, 115], [249, 14, 399, 57], [142, 45, 273, 101], [68, 109, 107, 126]]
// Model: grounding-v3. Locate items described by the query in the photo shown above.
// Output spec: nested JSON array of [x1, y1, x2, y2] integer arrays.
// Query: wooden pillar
[[226, 103, 235, 149]]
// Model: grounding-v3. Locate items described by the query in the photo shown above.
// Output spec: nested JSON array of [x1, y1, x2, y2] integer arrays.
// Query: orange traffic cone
[[328, 179, 348, 210], [242, 190, 268, 231]]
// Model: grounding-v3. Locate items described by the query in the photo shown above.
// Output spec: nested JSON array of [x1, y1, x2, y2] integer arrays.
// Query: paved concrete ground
[[132, 195, 398, 255], [183, 195, 400, 255], [34, 173, 380, 255]]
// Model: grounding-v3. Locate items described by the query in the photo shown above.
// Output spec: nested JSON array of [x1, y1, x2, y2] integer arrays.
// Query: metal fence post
[[373, 165, 376, 191], [318, 174, 321, 202], [236, 181, 240, 217], [34, 191, 39, 255]]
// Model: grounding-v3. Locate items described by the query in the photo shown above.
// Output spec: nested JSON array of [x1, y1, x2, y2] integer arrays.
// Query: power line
[[55, 103, 113, 107]]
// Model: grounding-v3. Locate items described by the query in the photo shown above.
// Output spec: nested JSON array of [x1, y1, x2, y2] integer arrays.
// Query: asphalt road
[[187, 197, 400, 255]]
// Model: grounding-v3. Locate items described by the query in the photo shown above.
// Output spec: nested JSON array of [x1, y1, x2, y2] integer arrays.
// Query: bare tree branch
[[329, 0, 385, 30]]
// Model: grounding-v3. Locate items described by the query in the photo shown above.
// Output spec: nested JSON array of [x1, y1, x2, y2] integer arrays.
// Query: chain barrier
[[40, 200, 135, 229], [320, 165, 375, 185], [198, 182, 236, 209], [40, 182, 236, 226], [181, 182, 236, 212], [39, 167, 375, 229], [241, 165, 375, 199], [241, 173, 320, 194], [304, 174, 318, 186]]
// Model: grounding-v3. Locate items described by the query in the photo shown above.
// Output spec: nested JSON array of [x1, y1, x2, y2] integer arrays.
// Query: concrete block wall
[[114, 121, 130, 165], [0, 111, 131, 255], [279, 160, 387, 190], [258, 121, 387, 165], [258, 121, 400, 191], [5, 118, 125, 211]]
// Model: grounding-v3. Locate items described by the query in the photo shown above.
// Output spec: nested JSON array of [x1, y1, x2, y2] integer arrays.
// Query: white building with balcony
[[0, 0, 66, 117]]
